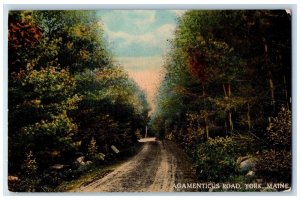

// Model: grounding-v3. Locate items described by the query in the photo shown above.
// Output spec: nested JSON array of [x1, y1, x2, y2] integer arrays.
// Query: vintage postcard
[[7, 9, 292, 193]]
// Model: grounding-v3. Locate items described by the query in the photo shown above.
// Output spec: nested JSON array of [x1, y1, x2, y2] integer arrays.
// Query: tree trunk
[[223, 83, 227, 97], [228, 84, 232, 97], [247, 102, 251, 131], [268, 73, 275, 107], [283, 75, 289, 109], [264, 41, 275, 112], [228, 111, 233, 133], [228, 84, 233, 132], [223, 83, 233, 133], [204, 116, 209, 140]]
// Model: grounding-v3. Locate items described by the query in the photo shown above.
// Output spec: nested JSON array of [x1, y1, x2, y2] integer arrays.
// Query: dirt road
[[74, 138, 196, 192]]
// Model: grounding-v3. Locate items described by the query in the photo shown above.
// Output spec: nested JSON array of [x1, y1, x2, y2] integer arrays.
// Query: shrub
[[195, 134, 259, 182], [87, 137, 98, 160], [196, 136, 237, 181], [256, 107, 292, 183], [266, 107, 291, 149], [256, 149, 291, 182]]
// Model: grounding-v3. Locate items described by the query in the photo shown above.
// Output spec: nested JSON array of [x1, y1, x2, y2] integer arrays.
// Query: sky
[[96, 10, 186, 112]]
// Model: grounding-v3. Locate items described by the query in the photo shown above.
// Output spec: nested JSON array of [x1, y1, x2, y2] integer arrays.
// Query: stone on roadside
[[76, 156, 85, 165], [98, 153, 105, 161], [238, 157, 257, 173], [49, 164, 64, 170], [111, 145, 120, 154], [283, 188, 291, 192], [8, 175, 20, 182], [236, 155, 250, 165], [246, 170, 255, 177], [85, 161, 93, 165]]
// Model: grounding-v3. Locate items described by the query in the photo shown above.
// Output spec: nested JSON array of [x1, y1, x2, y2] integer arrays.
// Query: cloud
[[100, 10, 157, 35], [105, 23, 176, 57], [98, 10, 178, 57]]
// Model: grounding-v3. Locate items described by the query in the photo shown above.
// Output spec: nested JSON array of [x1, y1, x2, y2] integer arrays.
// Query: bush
[[256, 149, 291, 182], [266, 107, 291, 149], [196, 136, 236, 181], [256, 107, 292, 183], [195, 134, 259, 182]]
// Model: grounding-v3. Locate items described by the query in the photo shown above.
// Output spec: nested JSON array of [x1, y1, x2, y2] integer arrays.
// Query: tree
[[9, 66, 80, 172], [151, 10, 291, 184], [32, 10, 113, 74], [8, 11, 150, 191]]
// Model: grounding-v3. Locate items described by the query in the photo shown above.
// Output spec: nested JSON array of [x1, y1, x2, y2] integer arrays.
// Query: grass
[[55, 143, 143, 192]]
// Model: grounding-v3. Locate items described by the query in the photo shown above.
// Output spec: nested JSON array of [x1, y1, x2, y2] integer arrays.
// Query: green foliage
[[151, 10, 291, 185], [32, 10, 112, 73], [9, 66, 80, 170], [87, 137, 98, 160], [266, 107, 291, 148], [256, 107, 292, 182], [74, 68, 149, 155], [256, 149, 291, 182], [196, 136, 236, 181], [22, 151, 38, 175], [8, 11, 150, 192], [195, 135, 257, 182], [134, 129, 143, 140]]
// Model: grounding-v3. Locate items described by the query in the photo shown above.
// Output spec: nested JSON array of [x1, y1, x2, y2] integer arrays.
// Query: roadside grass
[[55, 143, 143, 192]]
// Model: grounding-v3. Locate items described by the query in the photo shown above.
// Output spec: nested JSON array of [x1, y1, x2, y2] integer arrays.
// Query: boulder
[[236, 156, 250, 165], [237, 156, 257, 173], [85, 161, 93, 165], [111, 145, 120, 154], [98, 153, 106, 161], [49, 164, 65, 170], [76, 156, 85, 165], [246, 170, 255, 177], [8, 175, 20, 182], [283, 188, 291, 192]]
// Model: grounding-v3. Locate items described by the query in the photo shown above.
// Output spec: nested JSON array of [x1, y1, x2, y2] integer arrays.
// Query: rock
[[246, 170, 255, 177], [49, 164, 64, 170], [98, 153, 105, 161], [238, 157, 257, 173], [8, 176, 20, 182], [283, 188, 291, 192], [236, 155, 250, 165], [111, 145, 120, 154], [85, 161, 93, 165], [76, 156, 85, 165]]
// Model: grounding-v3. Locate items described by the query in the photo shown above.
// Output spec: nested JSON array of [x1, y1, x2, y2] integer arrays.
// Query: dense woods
[[151, 10, 292, 189], [8, 10, 292, 192], [8, 11, 149, 191]]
